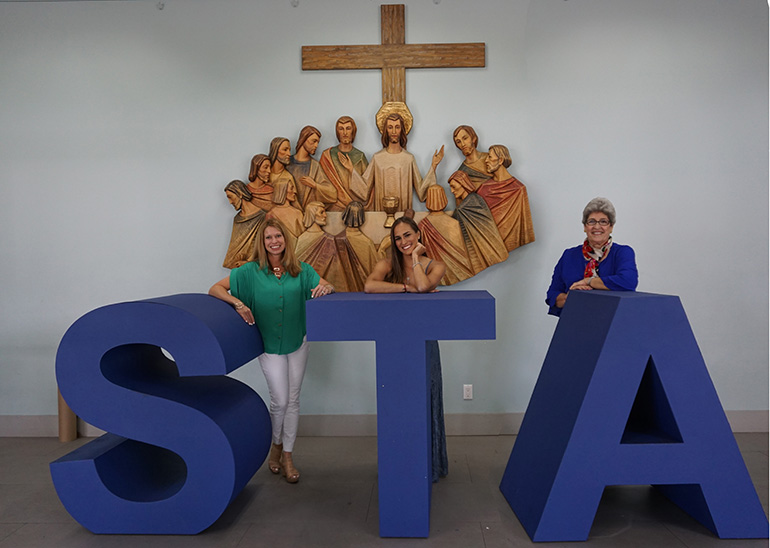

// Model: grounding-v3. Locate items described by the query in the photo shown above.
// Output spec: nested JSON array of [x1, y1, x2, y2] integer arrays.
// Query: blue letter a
[[500, 291, 768, 542]]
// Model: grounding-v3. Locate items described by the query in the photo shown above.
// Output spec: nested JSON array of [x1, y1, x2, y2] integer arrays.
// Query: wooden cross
[[302, 4, 485, 105]]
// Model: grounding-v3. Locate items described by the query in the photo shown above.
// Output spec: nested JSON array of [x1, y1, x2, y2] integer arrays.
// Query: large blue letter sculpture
[[500, 291, 768, 541], [51, 294, 272, 534], [306, 291, 496, 538]]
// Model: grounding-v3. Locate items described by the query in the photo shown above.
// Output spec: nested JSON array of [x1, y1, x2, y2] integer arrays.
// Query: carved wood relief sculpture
[[220, 4, 534, 287]]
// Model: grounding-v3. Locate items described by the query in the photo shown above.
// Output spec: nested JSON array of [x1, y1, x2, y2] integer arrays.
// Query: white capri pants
[[257, 338, 309, 453]]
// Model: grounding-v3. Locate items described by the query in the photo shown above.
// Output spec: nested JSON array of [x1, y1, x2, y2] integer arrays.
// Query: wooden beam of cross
[[302, 4, 485, 104]]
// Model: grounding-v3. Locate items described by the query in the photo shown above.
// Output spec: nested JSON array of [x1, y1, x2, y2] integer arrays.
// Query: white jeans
[[257, 339, 309, 452]]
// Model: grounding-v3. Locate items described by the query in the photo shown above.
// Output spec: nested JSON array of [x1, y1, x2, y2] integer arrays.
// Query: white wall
[[0, 0, 766, 422]]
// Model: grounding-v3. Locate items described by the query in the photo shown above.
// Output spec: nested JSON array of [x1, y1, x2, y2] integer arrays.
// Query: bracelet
[[413, 262, 422, 269], [234, 302, 244, 310], [587, 278, 594, 288]]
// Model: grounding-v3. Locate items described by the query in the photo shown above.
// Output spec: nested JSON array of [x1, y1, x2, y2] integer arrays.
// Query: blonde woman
[[209, 218, 333, 483]]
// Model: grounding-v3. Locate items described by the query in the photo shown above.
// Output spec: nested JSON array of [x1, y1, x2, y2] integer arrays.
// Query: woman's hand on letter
[[569, 278, 593, 291], [311, 283, 334, 299], [234, 303, 255, 325]]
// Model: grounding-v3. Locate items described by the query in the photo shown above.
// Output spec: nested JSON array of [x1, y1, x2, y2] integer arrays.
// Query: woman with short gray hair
[[545, 197, 638, 316], [582, 197, 616, 226]]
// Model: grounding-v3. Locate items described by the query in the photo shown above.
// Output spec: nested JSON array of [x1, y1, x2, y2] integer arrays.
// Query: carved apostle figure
[[418, 185, 473, 285], [332, 201, 378, 291], [295, 201, 329, 260], [341, 201, 379, 273], [246, 154, 275, 213], [349, 102, 444, 212], [452, 125, 488, 189], [448, 170, 508, 274], [295, 201, 345, 291], [286, 125, 338, 211], [268, 137, 301, 211], [265, 179, 305, 240], [222, 180, 266, 269], [477, 144, 535, 252], [319, 116, 369, 211]]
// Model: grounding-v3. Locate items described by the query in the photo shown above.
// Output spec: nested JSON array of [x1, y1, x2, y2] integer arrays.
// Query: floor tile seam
[[363, 481, 376, 524], [0, 523, 24, 544], [453, 452, 476, 484], [426, 518, 496, 537], [231, 522, 256, 547], [660, 521, 701, 548], [470, 519, 486, 544], [228, 515, 368, 528]]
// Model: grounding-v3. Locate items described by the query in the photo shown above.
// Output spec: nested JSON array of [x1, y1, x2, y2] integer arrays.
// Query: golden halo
[[375, 102, 413, 135]]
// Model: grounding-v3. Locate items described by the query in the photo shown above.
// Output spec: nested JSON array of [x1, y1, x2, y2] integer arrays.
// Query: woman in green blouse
[[209, 218, 334, 483]]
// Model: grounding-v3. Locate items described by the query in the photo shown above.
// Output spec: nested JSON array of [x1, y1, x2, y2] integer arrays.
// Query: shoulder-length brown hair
[[269, 137, 290, 165], [380, 113, 408, 149], [296, 125, 321, 154], [254, 218, 302, 277], [336, 116, 357, 142], [453, 125, 479, 149], [384, 216, 421, 284], [249, 154, 271, 183]]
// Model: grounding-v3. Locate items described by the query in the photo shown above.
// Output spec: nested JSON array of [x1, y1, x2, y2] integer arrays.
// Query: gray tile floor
[[0, 434, 767, 547]]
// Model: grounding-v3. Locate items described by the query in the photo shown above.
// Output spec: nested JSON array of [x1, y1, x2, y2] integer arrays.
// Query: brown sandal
[[268, 443, 283, 474], [281, 451, 300, 483]]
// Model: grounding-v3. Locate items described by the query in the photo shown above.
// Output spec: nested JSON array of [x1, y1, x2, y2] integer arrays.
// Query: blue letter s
[[51, 294, 270, 534]]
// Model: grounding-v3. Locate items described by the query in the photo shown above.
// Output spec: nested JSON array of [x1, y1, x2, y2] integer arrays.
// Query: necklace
[[406, 261, 416, 283], [272, 265, 283, 278]]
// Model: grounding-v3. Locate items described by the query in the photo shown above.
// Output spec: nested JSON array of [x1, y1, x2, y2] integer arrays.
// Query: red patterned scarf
[[583, 236, 612, 279]]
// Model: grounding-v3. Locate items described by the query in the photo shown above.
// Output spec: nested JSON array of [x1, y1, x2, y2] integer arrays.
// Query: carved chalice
[[382, 196, 399, 228]]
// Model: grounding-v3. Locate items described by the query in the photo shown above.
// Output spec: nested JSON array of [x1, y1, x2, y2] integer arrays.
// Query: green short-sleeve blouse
[[229, 261, 321, 355]]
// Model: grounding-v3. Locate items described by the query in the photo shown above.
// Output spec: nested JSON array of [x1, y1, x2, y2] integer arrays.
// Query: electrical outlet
[[463, 384, 473, 400]]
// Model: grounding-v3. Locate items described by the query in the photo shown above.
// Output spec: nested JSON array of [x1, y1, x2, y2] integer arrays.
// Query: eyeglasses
[[585, 219, 611, 226]]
